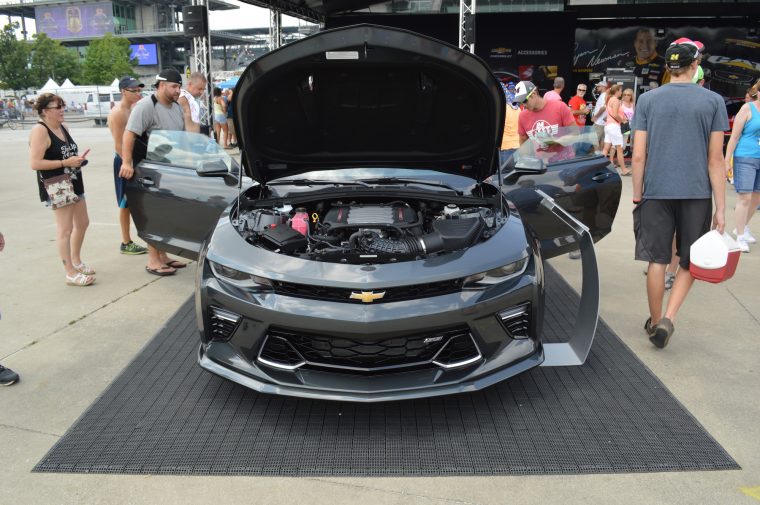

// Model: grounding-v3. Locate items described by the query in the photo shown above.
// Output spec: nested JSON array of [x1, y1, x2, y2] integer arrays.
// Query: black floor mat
[[34, 266, 739, 476]]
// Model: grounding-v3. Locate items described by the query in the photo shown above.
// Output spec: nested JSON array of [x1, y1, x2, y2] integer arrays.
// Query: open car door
[[125, 130, 250, 261], [502, 126, 622, 260]]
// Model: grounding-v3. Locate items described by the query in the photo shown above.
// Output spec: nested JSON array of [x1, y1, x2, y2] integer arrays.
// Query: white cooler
[[689, 230, 740, 283]]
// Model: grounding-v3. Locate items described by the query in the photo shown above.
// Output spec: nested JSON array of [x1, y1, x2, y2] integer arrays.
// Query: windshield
[[275, 168, 477, 187], [512, 125, 601, 168], [147, 130, 234, 171]]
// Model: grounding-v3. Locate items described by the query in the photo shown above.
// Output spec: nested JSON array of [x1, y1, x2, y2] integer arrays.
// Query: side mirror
[[197, 159, 239, 186], [501, 156, 546, 184]]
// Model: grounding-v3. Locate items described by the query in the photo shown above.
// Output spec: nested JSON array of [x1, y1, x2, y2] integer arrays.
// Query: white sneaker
[[737, 237, 751, 253], [744, 227, 757, 244], [733, 227, 757, 244]]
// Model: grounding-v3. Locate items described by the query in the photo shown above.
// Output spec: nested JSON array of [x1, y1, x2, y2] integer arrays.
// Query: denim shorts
[[733, 157, 760, 193]]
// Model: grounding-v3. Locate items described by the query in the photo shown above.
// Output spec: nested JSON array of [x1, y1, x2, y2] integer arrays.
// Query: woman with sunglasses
[[28, 93, 94, 286]]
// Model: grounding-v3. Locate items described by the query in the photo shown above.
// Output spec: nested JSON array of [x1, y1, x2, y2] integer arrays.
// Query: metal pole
[[458, 0, 476, 54], [269, 9, 281, 51]]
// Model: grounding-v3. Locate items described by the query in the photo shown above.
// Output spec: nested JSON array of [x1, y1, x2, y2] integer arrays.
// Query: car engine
[[234, 198, 506, 264]]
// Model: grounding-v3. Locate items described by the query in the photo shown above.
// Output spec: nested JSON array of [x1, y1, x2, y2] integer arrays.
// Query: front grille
[[498, 303, 531, 339], [208, 307, 241, 341], [259, 326, 477, 372], [270, 278, 463, 304]]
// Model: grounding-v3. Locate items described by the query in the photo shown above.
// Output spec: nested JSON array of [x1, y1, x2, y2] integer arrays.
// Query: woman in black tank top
[[29, 93, 95, 286]]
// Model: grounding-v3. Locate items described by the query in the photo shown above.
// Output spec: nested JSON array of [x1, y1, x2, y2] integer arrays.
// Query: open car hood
[[234, 24, 505, 185]]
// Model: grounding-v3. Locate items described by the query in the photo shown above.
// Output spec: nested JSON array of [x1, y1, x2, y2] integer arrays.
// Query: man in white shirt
[[591, 79, 608, 147], [178, 72, 207, 133]]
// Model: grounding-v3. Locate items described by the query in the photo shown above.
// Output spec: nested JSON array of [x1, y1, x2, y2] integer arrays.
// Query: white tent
[[61, 78, 75, 88], [40, 78, 59, 90], [110, 78, 119, 88]]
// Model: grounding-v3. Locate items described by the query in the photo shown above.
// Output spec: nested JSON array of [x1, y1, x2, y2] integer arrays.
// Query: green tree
[[0, 23, 32, 90], [82, 33, 134, 85], [29, 32, 81, 87]]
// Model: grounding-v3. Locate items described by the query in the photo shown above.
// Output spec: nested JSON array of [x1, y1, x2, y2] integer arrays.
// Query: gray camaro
[[127, 25, 621, 402]]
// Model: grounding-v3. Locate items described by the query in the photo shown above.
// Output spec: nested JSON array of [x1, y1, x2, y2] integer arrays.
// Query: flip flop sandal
[[74, 262, 96, 275], [66, 272, 95, 286], [145, 266, 176, 276], [165, 260, 187, 269]]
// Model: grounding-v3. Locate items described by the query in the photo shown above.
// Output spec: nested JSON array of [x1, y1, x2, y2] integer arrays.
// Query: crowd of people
[[501, 36, 757, 349], [1, 69, 229, 384], [2, 37, 758, 384]]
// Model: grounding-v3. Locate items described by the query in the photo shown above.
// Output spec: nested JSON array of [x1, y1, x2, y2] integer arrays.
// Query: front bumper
[[196, 255, 544, 402]]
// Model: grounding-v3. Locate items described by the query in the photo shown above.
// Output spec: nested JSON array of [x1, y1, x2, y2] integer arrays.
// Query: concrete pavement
[[1, 124, 758, 504]]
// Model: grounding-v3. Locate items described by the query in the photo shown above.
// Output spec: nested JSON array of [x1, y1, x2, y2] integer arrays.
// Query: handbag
[[43, 173, 80, 210], [621, 122, 631, 136]]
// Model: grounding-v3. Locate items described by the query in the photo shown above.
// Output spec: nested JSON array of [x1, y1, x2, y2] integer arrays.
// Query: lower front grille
[[208, 307, 241, 341], [257, 326, 481, 373], [498, 303, 531, 340]]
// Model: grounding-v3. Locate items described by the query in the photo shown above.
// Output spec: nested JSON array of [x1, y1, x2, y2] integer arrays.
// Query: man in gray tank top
[[631, 40, 728, 349], [120, 68, 187, 276]]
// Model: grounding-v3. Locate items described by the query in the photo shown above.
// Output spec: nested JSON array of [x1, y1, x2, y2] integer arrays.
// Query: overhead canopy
[[61, 78, 75, 88], [218, 77, 239, 89], [40, 78, 59, 90], [234, 0, 387, 23]]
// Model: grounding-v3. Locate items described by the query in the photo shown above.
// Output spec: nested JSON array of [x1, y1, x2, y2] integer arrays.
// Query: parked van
[[84, 91, 121, 125]]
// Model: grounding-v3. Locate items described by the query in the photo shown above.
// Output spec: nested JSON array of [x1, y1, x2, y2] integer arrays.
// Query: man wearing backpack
[[120, 68, 187, 276]]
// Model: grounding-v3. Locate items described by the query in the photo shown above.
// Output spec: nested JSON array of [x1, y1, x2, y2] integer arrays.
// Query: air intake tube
[[352, 217, 484, 256]]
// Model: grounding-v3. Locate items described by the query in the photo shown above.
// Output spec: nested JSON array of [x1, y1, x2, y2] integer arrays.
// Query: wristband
[[633, 199, 641, 204]]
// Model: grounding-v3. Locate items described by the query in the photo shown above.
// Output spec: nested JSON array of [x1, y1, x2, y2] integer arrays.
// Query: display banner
[[475, 12, 576, 97], [35, 2, 114, 39], [329, 12, 576, 98], [574, 25, 760, 102]]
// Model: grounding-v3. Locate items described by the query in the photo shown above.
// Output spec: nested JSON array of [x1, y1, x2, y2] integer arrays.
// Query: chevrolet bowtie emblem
[[350, 291, 386, 303]]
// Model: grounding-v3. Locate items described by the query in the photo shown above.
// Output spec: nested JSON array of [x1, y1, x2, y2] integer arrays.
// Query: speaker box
[[464, 15, 476, 45], [182, 5, 207, 37]]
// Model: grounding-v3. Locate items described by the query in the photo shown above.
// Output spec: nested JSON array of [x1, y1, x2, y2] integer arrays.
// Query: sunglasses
[[123, 88, 142, 94], [577, 88, 587, 91], [623, 93, 633, 96], [45, 105, 64, 110]]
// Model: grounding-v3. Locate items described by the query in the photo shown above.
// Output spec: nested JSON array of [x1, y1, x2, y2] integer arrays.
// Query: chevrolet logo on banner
[[349, 291, 386, 303]]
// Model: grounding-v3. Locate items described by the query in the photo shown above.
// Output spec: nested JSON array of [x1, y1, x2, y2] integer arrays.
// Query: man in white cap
[[513, 80, 576, 148], [590, 79, 609, 148]]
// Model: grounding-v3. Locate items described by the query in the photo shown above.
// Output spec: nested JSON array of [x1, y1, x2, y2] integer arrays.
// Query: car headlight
[[462, 256, 529, 289], [209, 261, 273, 290]]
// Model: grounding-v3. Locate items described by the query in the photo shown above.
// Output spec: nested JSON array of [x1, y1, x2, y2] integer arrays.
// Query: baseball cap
[[155, 68, 182, 86], [118, 76, 144, 89], [670, 37, 705, 53], [595, 78, 608, 88], [513, 81, 537, 103], [665, 42, 698, 70]]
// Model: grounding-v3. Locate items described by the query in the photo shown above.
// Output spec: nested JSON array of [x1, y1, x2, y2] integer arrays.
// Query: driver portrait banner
[[573, 25, 760, 102]]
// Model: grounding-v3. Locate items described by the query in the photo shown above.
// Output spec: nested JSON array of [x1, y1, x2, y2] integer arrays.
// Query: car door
[[502, 127, 622, 260], [125, 130, 249, 260]]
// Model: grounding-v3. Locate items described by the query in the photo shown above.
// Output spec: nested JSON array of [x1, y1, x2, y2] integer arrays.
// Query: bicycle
[[0, 109, 19, 130]]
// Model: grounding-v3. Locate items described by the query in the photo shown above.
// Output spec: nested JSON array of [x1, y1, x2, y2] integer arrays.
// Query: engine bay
[[233, 197, 507, 264]]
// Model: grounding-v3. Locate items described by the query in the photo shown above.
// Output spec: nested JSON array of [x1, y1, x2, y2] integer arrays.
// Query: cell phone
[[82, 149, 90, 157]]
